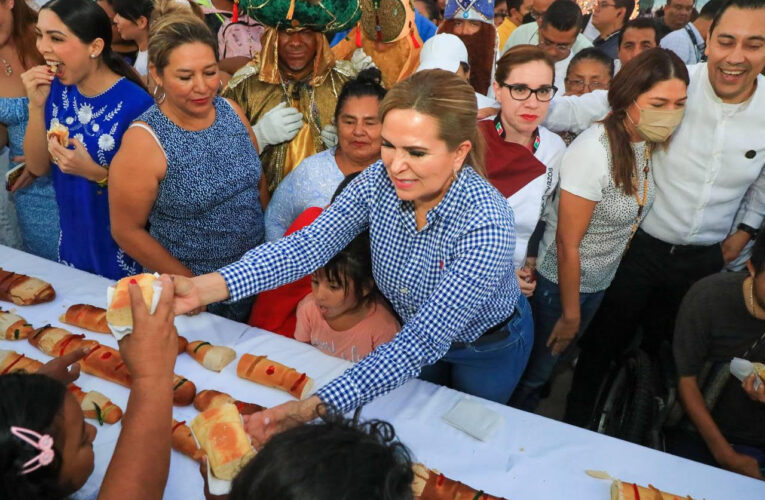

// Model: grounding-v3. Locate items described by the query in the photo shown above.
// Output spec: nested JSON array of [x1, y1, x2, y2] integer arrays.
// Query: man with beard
[[223, 0, 360, 192], [437, 0, 498, 95], [542, 0, 765, 432], [501, 0, 592, 55]]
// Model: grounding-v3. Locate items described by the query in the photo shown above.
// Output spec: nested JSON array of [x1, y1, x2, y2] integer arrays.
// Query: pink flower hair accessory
[[10, 426, 55, 475]]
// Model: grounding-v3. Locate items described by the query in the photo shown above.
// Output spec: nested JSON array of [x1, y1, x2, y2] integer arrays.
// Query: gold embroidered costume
[[332, 0, 422, 89], [224, 0, 361, 191]]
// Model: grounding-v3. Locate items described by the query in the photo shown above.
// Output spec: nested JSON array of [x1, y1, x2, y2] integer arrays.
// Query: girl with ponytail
[[21, 0, 154, 280]]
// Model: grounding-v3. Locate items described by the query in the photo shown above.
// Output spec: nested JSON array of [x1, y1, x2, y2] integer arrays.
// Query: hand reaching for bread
[[37, 346, 89, 385], [242, 395, 322, 450], [117, 274, 178, 383]]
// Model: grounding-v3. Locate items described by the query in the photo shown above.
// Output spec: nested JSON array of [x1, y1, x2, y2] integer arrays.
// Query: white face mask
[[628, 101, 685, 143]]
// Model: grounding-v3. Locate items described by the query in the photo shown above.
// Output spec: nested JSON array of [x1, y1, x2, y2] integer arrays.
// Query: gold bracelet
[[96, 174, 108, 188]]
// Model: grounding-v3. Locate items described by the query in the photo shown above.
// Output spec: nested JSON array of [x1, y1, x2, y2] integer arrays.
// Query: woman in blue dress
[[109, 13, 266, 322], [21, 0, 152, 279]]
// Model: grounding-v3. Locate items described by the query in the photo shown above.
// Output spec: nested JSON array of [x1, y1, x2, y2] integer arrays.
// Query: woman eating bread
[[170, 70, 533, 447], [20, 0, 153, 280]]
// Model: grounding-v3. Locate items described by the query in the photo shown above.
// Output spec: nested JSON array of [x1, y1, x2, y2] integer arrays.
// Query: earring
[[152, 84, 166, 104], [453, 168, 460, 181], [90, 54, 97, 59], [218, 79, 223, 94]]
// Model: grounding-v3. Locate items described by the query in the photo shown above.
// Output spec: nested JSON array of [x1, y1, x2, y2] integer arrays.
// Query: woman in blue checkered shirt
[[171, 70, 534, 445]]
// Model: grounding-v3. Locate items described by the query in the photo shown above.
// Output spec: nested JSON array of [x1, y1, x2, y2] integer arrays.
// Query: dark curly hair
[[229, 406, 414, 500], [0, 374, 69, 500]]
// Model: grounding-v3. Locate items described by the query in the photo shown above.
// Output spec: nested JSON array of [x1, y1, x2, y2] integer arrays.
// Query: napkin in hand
[[730, 357, 763, 390], [443, 397, 503, 442]]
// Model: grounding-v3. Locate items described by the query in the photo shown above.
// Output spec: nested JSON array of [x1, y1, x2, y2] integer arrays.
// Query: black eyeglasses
[[498, 83, 558, 102]]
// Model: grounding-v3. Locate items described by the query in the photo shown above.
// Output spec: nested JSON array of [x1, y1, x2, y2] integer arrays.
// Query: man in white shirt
[[660, 0, 723, 64], [502, 0, 593, 57], [541, 0, 765, 428], [527, 0, 589, 91]]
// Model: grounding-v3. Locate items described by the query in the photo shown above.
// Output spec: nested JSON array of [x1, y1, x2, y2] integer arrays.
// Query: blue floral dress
[[45, 77, 153, 279], [0, 95, 60, 260]]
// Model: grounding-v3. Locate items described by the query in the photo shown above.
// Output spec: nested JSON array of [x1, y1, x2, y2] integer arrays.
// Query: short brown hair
[[495, 45, 555, 86], [379, 70, 486, 176], [148, 11, 217, 74]]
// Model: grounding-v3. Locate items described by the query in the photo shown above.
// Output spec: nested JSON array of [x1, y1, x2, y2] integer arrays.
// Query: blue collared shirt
[[219, 160, 520, 412]]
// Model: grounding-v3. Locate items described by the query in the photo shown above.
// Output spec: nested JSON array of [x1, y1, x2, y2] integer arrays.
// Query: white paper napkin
[[106, 275, 163, 341], [730, 357, 763, 390], [442, 397, 504, 442]]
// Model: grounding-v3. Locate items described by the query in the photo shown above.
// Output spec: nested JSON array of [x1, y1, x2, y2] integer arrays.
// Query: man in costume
[[437, 0, 499, 96], [332, 0, 424, 89], [224, 0, 360, 192]]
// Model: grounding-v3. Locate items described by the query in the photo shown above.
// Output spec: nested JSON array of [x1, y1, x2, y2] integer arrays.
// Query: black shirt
[[674, 272, 765, 447]]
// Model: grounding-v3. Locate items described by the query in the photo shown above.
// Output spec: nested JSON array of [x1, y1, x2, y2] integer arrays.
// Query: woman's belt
[[451, 308, 518, 349]]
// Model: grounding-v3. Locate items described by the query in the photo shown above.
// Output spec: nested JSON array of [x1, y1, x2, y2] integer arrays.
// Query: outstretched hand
[[243, 396, 322, 450], [118, 274, 178, 382], [37, 346, 89, 384]]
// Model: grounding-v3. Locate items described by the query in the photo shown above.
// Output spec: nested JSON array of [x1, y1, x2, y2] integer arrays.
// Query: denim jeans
[[419, 294, 534, 404], [509, 274, 604, 412]]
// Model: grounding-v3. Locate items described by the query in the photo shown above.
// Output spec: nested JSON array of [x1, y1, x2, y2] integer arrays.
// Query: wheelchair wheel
[[592, 349, 654, 445]]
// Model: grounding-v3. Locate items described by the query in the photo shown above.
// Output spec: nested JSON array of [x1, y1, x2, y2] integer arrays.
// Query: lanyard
[[494, 115, 540, 154], [684, 24, 706, 63]]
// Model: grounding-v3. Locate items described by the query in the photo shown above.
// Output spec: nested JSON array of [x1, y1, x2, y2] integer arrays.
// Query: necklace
[[0, 55, 12, 77], [625, 145, 651, 247], [747, 277, 763, 320]]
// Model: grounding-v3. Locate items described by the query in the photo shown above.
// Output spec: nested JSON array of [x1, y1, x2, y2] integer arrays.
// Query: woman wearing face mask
[[509, 48, 688, 412], [264, 67, 386, 242], [170, 70, 534, 444], [21, 0, 153, 280], [109, 12, 267, 322]]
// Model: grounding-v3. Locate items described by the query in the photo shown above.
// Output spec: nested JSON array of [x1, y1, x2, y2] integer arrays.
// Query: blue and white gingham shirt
[[219, 160, 520, 412]]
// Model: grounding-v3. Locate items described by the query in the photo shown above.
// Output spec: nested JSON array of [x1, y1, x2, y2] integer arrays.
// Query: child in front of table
[[0, 275, 178, 500], [294, 232, 400, 363]]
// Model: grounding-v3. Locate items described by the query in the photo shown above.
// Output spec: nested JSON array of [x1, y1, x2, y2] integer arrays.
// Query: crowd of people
[[0, 0, 764, 496]]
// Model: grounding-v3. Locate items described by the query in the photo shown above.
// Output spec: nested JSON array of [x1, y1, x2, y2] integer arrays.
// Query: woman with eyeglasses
[[481, 45, 566, 300], [509, 48, 688, 412], [558, 47, 614, 145]]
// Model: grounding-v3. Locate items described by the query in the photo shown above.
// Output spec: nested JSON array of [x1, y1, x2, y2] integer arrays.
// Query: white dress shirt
[[660, 23, 705, 65], [501, 22, 593, 56], [544, 63, 765, 245]]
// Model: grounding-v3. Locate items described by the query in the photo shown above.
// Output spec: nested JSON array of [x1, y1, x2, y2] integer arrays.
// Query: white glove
[[320, 124, 338, 149], [350, 48, 375, 73], [252, 102, 303, 149]]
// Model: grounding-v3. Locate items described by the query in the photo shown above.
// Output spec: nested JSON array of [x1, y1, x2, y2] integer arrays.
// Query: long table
[[1, 245, 763, 499]]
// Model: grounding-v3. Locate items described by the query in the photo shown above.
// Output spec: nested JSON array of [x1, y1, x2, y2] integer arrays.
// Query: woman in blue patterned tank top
[[109, 15, 265, 322], [21, 0, 152, 280]]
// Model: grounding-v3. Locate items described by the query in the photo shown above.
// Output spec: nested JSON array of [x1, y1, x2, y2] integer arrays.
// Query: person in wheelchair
[[670, 230, 765, 480]]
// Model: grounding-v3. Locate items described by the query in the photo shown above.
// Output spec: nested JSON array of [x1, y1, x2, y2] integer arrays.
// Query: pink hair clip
[[10, 426, 55, 475]]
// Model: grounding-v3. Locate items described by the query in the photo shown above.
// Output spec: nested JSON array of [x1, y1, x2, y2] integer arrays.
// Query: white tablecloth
[[1, 245, 763, 499]]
